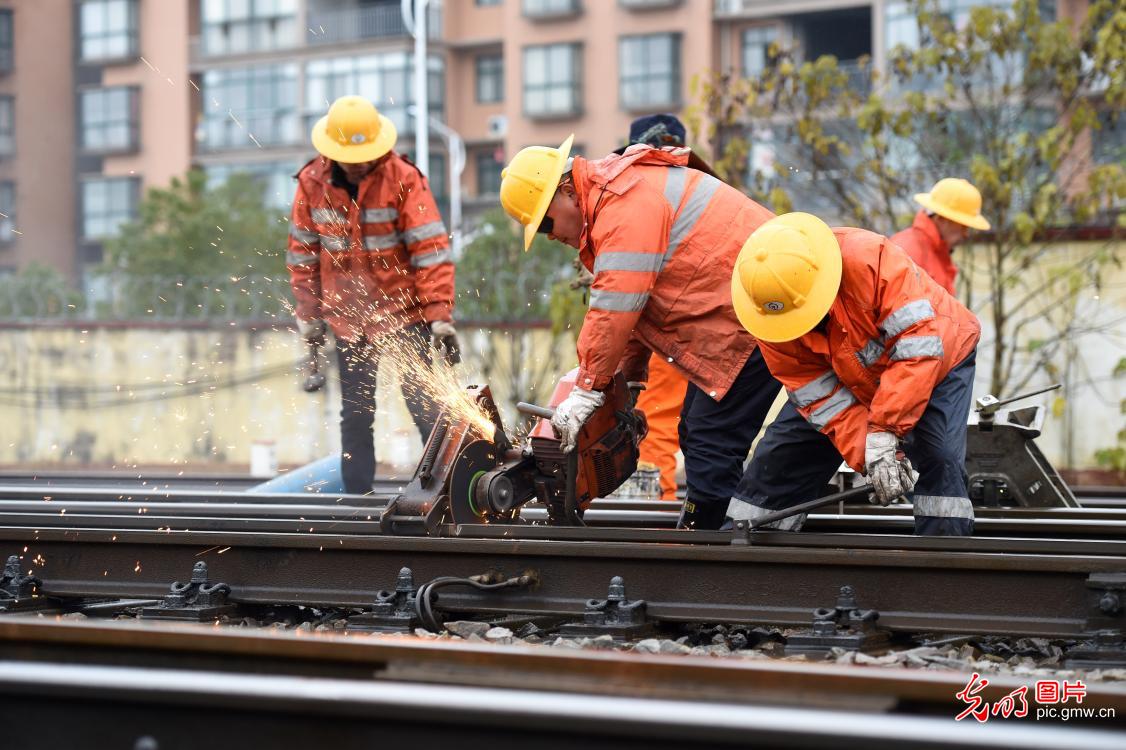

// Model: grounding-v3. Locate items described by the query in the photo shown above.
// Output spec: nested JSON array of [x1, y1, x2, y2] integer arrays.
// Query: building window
[[0, 10, 13, 73], [200, 64, 298, 150], [201, 0, 298, 56], [523, 0, 580, 18], [0, 182, 14, 243], [429, 152, 447, 204], [476, 149, 503, 196], [1093, 111, 1123, 167], [523, 43, 581, 118], [82, 177, 138, 240], [205, 162, 299, 210], [79, 0, 139, 61], [885, 0, 1053, 53], [476, 54, 503, 104], [80, 87, 138, 153], [742, 26, 777, 77], [0, 96, 12, 157], [305, 53, 444, 135], [619, 33, 680, 111]]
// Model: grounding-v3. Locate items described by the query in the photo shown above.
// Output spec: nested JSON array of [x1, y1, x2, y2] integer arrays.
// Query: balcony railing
[[837, 59, 872, 97], [523, 0, 582, 20], [713, 0, 776, 18], [620, 0, 681, 10], [306, 4, 441, 46]]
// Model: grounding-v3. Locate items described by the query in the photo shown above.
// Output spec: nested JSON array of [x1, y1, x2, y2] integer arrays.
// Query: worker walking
[[287, 95, 458, 495], [891, 178, 990, 295], [499, 135, 781, 530], [728, 213, 981, 535]]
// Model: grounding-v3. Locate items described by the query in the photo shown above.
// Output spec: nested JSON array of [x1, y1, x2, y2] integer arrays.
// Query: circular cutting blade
[[448, 439, 512, 525]]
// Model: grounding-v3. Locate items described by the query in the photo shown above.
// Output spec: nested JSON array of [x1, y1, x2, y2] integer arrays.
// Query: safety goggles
[[536, 215, 555, 235]]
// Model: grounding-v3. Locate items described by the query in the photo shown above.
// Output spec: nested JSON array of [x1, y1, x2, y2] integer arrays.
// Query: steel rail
[[2, 521, 1125, 637], [6, 506, 1126, 539], [4, 488, 1126, 537], [2, 484, 1122, 517], [3, 484, 1126, 520], [0, 618, 1123, 744]]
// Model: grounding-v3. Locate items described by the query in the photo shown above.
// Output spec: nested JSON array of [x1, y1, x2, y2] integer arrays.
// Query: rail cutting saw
[[380, 370, 648, 536]]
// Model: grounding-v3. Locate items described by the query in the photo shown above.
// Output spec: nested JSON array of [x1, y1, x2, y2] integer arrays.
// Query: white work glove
[[550, 387, 605, 454], [295, 317, 326, 345], [429, 320, 461, 365], [865, 431, 919, 506]]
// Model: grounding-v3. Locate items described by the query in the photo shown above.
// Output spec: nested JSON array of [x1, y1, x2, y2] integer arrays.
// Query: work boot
[[676, 498, 729, 530]]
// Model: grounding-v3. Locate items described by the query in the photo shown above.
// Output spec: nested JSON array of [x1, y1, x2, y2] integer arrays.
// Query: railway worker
[[727, 212, 981, 535], [498, 135, 782, 530], [614, 114, 694, 502], [287, 95, 458, 495], [891, 178, 990, 296]]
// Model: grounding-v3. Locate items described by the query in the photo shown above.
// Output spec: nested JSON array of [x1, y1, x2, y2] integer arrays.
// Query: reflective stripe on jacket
[[286, 153, 454, 341], [571, 145, 775, 401], [891, 210, 957, 295], [756, 227, 980, 470]]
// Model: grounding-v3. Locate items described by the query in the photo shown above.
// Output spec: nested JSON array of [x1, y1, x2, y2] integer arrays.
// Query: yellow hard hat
[[500, 134, 574, 251], [731, 212, 843, 343], [311, 95, 397, 164], [914, 178, 990, 231]]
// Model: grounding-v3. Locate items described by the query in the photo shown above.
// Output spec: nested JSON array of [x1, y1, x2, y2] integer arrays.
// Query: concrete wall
[[959, 238, 1126, 471], [0, 322, 576, 472]]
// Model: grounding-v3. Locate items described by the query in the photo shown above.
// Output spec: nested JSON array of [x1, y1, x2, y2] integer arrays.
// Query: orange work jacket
[[286, 152, 454, 342], [891, 210, 957, 295], [756, 227, 980, 470], [571, 145, 776, 401]]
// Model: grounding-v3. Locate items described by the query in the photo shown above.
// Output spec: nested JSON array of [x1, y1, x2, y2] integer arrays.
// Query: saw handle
[[516, 402, 555, 420], [748, 485, 873, 530]]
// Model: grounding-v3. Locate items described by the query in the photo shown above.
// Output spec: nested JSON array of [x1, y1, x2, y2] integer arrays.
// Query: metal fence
[[0, 274, 292, 323], [306, 4, 441, 46], [0, 268, 564, 325]]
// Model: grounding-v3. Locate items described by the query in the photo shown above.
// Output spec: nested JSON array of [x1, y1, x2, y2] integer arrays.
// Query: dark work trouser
[[678, 348, 782, 511], [727, 350, 978, 536], [337, 323, 438, 495]]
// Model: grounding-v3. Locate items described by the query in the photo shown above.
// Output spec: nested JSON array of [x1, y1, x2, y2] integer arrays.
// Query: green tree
[[456, 208, 577, 413], [99, 169, 289, 319], [688, 0, 1125, 398], [0, 262, 84, 319], [455, 208, 574, 322]]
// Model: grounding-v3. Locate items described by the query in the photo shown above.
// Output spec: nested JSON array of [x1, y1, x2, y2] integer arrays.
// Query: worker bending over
[[892, 178, 990, 295], [728, 213, 981, 535], [499, 135, 780, 530]]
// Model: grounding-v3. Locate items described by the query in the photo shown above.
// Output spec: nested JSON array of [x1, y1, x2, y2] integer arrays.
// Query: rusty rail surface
[[0, 618, 1123, 747], [1, 518, 1124, 637]]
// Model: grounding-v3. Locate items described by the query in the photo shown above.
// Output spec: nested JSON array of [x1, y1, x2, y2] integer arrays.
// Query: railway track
[[1, 470, 1121, 506], [1, 484, 1125, 537], [0, 486, 1124, 643], [1, 477, 1124, 661], [0, 618, 1123, 747]]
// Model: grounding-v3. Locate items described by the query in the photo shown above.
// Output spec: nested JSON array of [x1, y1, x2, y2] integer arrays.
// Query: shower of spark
[[352, 316, 499, 442]]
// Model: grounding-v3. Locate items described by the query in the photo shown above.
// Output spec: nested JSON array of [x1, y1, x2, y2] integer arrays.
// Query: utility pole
[[427, 115, 465, 259], [401, 0, 429, 176]]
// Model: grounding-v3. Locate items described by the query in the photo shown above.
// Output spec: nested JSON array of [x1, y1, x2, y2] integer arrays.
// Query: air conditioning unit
[[486, 115, 508, 139]]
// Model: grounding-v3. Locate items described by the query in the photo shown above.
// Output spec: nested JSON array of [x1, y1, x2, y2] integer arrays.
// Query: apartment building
[[0, 0, 1112, 284], [0, 0, 191, 282]]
